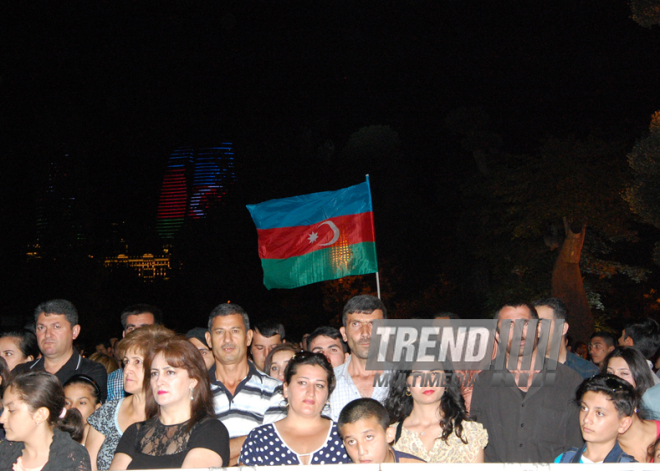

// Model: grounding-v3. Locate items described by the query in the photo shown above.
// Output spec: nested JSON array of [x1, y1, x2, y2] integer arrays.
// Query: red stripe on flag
[[257, 212, 375, 259]]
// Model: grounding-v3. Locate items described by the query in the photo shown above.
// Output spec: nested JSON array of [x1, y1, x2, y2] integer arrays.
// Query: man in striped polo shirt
[[205, 303, 286, 465]]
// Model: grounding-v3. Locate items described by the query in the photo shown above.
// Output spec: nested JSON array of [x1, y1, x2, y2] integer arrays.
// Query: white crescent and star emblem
[[307, 220, 340, 246]]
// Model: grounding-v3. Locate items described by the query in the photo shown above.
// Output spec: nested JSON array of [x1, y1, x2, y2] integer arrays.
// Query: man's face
[[534, 305, 567, 356], [309, 335, 347, 368], [340, 310, 384, 361], [618, 329, 634, 348], [341, 417, 395, 464], [95, 343, 108, 355], [123, 313, 155, 336], [188, 337, 215, 370], [497, 305, 535, 357], [250, 331, 282, 372], [206, 314, 253, 366], [588, 336, 614, 366], [35, 313, 79, 359]]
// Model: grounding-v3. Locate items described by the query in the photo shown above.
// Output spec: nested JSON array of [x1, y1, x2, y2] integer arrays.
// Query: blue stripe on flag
[[246, 182, 372, 230]]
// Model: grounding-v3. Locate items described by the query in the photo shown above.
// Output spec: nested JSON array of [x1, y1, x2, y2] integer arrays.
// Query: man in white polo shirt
[[206, 303, 285, 465]]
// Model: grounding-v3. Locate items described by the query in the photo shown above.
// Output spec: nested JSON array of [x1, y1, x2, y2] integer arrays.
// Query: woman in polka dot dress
[[239, 352, 351, 465]]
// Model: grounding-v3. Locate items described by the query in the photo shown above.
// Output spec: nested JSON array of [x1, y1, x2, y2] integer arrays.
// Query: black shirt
[[13, 350, 108, 401], [470, 361, 583, 463], [116, 416, 230, 469]]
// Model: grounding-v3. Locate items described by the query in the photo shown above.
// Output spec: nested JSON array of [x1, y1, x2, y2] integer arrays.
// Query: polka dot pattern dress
[[240, 422, 351, 465]]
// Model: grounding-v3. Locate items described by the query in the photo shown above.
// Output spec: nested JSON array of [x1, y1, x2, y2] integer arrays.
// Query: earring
[[406, 387, 411, 396], [190, 387, 194, 401]]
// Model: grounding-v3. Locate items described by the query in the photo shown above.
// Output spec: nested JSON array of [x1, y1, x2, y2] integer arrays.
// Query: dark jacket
[[0, 428, 91, 471], [558, 442, 636, 463]]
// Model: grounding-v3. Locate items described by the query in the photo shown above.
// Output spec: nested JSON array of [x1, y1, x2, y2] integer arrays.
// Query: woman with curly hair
[[384, 370, 487, 463]]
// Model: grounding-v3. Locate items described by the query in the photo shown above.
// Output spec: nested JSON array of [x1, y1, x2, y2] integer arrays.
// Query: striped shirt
[[209, 362, 287, 438]]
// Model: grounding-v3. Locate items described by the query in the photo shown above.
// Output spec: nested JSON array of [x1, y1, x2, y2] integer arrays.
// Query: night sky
[[2, 1, 660, 343]]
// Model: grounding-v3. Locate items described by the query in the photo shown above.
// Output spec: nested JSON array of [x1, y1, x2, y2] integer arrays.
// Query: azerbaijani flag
[[246, 180, 378, 289]]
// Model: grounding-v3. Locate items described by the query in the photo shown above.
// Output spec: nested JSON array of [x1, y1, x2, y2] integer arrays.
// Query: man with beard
[[329, 295, 388, 421], [470, 303, 583, 463]]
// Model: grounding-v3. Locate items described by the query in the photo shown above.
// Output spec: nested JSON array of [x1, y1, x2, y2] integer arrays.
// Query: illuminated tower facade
[[156, 144, 235, 239]]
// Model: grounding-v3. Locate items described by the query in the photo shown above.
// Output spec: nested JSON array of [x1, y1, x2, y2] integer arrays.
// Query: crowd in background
[[1, 295, 660, 470]]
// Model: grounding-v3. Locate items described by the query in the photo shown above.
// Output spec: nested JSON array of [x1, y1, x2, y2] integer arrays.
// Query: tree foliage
[[630, 0, 660, 27], [461, 135, 647, 318], [625, 112, 660, 264]]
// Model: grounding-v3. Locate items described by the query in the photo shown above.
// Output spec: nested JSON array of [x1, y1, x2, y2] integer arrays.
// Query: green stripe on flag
[[260, 242, 378, 289]]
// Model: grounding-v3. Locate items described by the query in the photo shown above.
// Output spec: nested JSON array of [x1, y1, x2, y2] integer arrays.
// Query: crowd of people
[[1, 295, 660, 470]]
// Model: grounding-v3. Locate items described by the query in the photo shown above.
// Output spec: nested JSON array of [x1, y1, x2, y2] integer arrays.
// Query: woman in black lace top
[[109, 337, 229, 469]]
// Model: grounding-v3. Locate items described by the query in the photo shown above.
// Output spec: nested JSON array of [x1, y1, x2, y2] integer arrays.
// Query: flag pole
[[366, 174, 381, 299]]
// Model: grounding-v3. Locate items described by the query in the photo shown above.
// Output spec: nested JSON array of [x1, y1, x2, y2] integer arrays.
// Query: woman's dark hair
[[0, 330, 39, 362], [575, 374, 638, 417], [647, 435, 660, 462], [143, 336, 216, 432], [602, 347, 655, 396], [384, 370, 470, 443], [7, 371, 85, 442], [63, 374, 102, 406], [0, 357, 9, 397], [282, 351, 336, 396]]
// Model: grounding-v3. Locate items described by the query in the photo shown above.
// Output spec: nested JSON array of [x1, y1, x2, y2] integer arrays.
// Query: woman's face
[[123, 348, 145, 394], [64, 383, 101, 424], [0, 336, 30, 372], [607, 357, 636, 389], [150, 352, 197, 410], [0, 387, 40, 442], [269, 350, 295, 383], [407, 370, 445, 405], [283, 364, 329, 418]]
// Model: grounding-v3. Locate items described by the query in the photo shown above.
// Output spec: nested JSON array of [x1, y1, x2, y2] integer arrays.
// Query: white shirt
[[328, 355, 390, 421]]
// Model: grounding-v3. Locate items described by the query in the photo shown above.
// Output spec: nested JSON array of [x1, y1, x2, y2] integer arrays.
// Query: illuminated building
[[103, 253, 171, 280], [156, 144, 235, 239]]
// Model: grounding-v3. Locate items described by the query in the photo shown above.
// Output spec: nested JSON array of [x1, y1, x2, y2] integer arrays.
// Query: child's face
[[64, 383, 100, 423], [341, 417, 395, 464], [579, 391, 632, 444]]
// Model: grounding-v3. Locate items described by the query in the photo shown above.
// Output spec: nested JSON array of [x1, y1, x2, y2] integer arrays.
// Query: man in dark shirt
[[13, 299, 107, 401], [470, 302, 583, 463], [533, 297, 599, 379]]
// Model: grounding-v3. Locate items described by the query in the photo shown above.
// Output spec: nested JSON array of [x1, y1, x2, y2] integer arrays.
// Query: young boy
[[338, 398, 425, 464], [555, 374, 637, 463]]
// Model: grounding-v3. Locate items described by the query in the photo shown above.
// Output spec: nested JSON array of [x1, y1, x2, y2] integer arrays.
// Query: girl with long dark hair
[[384, 370, 487, 463]]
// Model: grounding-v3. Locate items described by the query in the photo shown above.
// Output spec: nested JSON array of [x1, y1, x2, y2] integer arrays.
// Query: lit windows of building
[[103, 253, 171, 281]]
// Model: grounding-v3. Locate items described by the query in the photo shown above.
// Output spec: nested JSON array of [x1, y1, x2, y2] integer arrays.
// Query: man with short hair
[[249, 321, 285, 372], [307, 326, 349, 368], [95, 340, 112, 356], [14, 299, 108, 401], [106, 304, 162, 401], [205, 303, 285, 465], [619, 318, 660, 385], [470, 302, 583, 462], [329, 294, 389, 421], [588, 331, 616, 368], [533, 297, 599, 379]]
